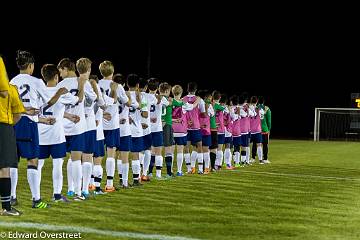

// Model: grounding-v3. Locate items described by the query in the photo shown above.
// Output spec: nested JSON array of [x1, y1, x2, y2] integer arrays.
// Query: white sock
[[131, 160, 140, 181], [139, 152, 144, 165], [155, 155, 163, 178], [10, 168, 18, 198], [121, 163, 129, 187], [93, 165, 103, 188], [90, 161, 94, 185], [224, 148, 231, 166], [106, 157, 115, 187], [117, 160, 122, 178], [246, 147, 250, 163], [176, 153, 183, 173], [216, 150, 224, 167], [241, 151, 246, 163], [27, 167, 40, 201], [71, 160, 82, 196], [257, 146, 263, 161], [143, 150, 151, 176], [204, 152, 210, 169], [52, 158, 64, 195], [67, 158, 74, 192], [234, 151, 240, 164], [82, 162, 92, 194], [190, 151, 197, 168], [37, 159, 45, 188], [184, 153, 191, 172], [197, 153, 204, 172]]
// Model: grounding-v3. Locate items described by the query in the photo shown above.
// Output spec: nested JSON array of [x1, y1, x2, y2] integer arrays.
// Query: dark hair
[[159, 82, 171, 94], [250, 96, 258, 104], [230, 95, 239, 105], [239, 92, 249, 104], [197, 89, 211, 99], [187, 82, 197, 93], [41, 64, 59, 82], [113, 73, 125, 85], [16, 50, 34, 70], [89, 74, 99, 82], [212, 90, 221, 101], [147, 78, 160, 91], [126, 73, 140, 88], [220, 93, 228, 104], [138, 77, 148, 89], [57, 58, 76, 71], [258, 96, 265, 104]]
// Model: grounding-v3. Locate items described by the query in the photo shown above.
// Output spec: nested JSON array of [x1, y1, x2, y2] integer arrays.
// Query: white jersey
[[129, 91, 146, 138], [85, 84, 104, 132], [57, 77, 97, 136], [141, 92, 157, 136], [10, 74, 52, 122], [38, 87, 79, 145], [150, 94, 169, 133], [96, 93, 116, 140]]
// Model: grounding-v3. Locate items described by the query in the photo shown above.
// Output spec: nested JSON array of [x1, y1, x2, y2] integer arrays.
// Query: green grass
[[1, 140, 360, 240]]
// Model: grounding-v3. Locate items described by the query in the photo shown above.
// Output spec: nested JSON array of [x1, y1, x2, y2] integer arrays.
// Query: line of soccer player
[[5, 50, 271, 214]]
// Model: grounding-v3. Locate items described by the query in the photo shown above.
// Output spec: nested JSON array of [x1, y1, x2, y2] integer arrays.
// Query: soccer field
[[1, 140, 360, 240]]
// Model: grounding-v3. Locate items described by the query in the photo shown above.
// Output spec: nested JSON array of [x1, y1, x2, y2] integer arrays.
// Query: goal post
[[314, 108, 360, 141]]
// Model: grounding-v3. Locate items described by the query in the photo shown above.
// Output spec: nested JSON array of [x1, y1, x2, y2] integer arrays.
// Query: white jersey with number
[[150, 94, 169, 133], [141, 92, 157, 136], [38, 87, 79, 145], [129, 91, 146, 138], [10, 74, 52, 122], [57, 77, 97, 136]]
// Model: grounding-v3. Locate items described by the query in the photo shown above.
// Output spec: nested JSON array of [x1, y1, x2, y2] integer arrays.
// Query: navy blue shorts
[[233, 136, 241, 147], [118, 135, 131, 152], [104, 129, 120, 148], [131, 137, 144, 153], [39, 142, 66, 159], [143, 133, 152, 150], [65, 133, 86, 152], [202, 135, 212, 147], [174, 136, 187, 146], [94, 140, 105, 158], [187, 129, 202, 145], [151, 131, 163, 147], [15, 116, 39, 159], [225, 136, 233, 144], [218, 133, 225, 145], [250, 133, 262, 144], [240, 134, 250, 147], [84, 130, 97, 154]]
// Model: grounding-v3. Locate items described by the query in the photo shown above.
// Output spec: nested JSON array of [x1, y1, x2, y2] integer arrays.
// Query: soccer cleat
[[73, 195, 86, 201], [191, 167, 196, 174], [176, 172, 183, 177], [67, 191, 75, 197], [94, 189, 107, 195], [250, 158, 256, 163], [10, 197, 18, 206], [259, 160, 265, 165], [226, 165, 235, 170], [82, 191, 91, 200], [88, 184, 96, 191], [234, 163, 241, 168], [104, 186, 116, 193], [0, 207, 22, 216], [32, 200, 50, 209], [263, 160, 271, 164], [204, 168, 210, 175], [198, 170, 204, 175], [141, 175, 150, 182], [52, 195, 71, 203]]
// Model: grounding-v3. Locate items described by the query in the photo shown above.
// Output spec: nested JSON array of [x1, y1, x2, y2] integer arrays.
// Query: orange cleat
[[204, 168, 210, 175], [88, 184, 96, 191], [141, 175, 150, 182], [104, 186, 116, 193], [226, 166, 235, 170], [191, 167, 196, 174]]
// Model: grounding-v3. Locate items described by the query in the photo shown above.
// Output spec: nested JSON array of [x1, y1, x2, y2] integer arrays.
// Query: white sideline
[[0, 221, 201, 240], [233, 170, 360, 181]]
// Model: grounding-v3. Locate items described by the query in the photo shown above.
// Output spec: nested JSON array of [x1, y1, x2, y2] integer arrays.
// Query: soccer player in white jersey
[[98, 61, 129, 192], [127, 74, 147, 186], [57, 58, 97, 201], [138, 78, 157, 182], [37, 64, 79, 203], [10, 50, 59, 208], [147, 78, 169, 179]]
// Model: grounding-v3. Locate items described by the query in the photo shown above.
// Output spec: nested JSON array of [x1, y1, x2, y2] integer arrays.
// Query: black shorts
[[163, 124, 174, 147], [0, 123, 18, 168], [209, 131, 218, 150]]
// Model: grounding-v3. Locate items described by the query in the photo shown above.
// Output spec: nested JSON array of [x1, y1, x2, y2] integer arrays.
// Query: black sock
[[210, 152, 216, 169], [0, 178, 11, 211], [54, 193, 61, 200], [165, 156, 172, 176], [148, 155, 155, 174]]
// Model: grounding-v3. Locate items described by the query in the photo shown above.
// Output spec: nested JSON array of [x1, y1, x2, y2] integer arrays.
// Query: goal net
[[314, 108, 360, 141]]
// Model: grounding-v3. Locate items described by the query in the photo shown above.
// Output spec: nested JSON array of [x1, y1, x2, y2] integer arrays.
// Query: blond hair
[[99, 61, 114, 77], [76, 58, 92, 74], [172, 85, 183, 96]]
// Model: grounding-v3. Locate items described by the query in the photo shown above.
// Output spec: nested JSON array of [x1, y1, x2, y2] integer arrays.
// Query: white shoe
[[263, 160, 271, 164], [250, 158, 256, 163], [259, 160, 265, 165]]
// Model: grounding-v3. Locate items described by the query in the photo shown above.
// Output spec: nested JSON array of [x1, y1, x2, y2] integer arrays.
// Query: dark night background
[[1, 14, 357, 139]]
